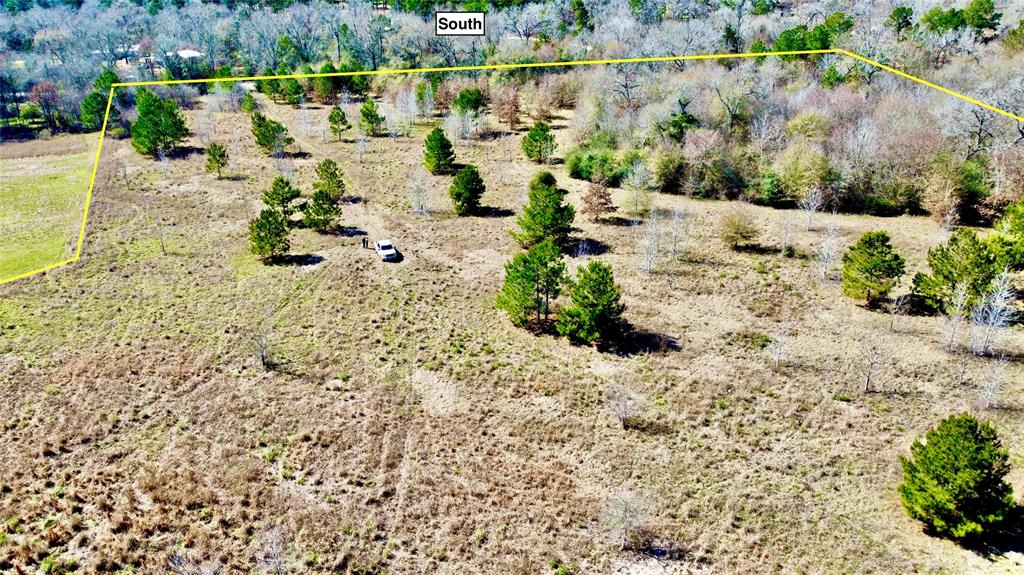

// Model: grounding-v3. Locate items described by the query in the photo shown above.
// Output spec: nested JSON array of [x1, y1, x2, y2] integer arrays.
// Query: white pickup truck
[[374, 239, 399, 262]]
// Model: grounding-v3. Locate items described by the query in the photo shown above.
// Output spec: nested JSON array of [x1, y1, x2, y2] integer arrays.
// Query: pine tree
[[556, 261, 625, 344], [130, 88, 188, 157], [512, 171, 575, 248], [249, 208, 290, 261], [496, 239, 567, 326], [283, 78, 304, 106], [449, 165, 485, 216], [359, 98, 385, 136], [899, 413, 1014, 539], [521, 121, 556, 163], [241, 93, 258, 114], [204, 142, 228, 178], [328, 107, 351, 140], [912, 229, 998, 312], [303, 188, 341, 231], [452, 87, 486, 115], [314, 62, 339, 103], [583, 181, 617, 222], [423, 126, 456, 175], [79, 91, 111, 131], [262, 175, 301, 217], [251, 112, 294, 155], [313, 158, 346, 200], [841, 231, 906, 305]]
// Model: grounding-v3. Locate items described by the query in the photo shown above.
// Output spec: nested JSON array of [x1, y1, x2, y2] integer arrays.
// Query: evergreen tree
[[283, 77, 304, 106], [423, 126, 456, 175], [205, 142, 228, 178], [964, 0, 1001, 37], [241, 93, 258, 113], [359, 98, 385, 136], [262, 175, 301, 217], [449, 165, 485, 216], [452, 87, 486, 115], [841, 231, 906, 305], [313, 158, 346, 199], [899, 413, 1014, 539], [496, 239, 567, 326], [303, 188, 341, 231], [887, 6, 916, 40], [556, 261, 625, 344], [79, 91, 110, 130], [912, 229, 998, 312], [314, 62, 339, 103], [130, 88, 188, 157], [249, 208, 290, 261], [521, 121, 556, 163], [987, 198, 1024, 270], [251, 112, 294, 155], [328, 106, 351, 140], [512, 171, 575, 248]]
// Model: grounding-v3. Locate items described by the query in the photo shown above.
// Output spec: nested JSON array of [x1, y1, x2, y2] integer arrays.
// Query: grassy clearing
[[0, 95, 1020, 574], [0, 134, 96, 281]]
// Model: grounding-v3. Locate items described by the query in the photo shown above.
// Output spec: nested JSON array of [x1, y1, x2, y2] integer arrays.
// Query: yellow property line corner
[[2, 48, 1021, 286]]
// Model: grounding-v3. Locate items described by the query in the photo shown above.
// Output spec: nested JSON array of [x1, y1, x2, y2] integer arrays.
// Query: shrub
[[748, 171, 787, 207], [987, 198, 1024, 270], [567, 147, 620, 184], [204, 142, 228, 178], [899, 413, 1014, 539], [449, 165, 485, 216], [328, 106, 350, 140], [652, 146, 687, 194], [775, 140, 833, 200], [841, 231, 906, 305], [130, 88, 188, 157], [452, 87, 486, 115], [583, 181, 616, 222], [249, 208, 290, 261], [423, 126, 456, 175], [496, 239, 566, 326], [241, 93, 258, 113], [719, 210, 760, 249], [785, 112, 832, 140], [79, 91, 110, 130], [1004, 20, 1024, 52], [512, 171, 575, 248], [912, 229, 998, 312], [521, 121, 556, 163], [556, 261, 625, 344]]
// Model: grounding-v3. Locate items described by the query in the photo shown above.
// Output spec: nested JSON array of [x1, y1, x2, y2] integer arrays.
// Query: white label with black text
[[435, 12, 486, 36]]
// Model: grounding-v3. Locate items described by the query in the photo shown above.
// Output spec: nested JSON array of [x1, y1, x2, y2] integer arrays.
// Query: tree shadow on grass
[[567, 238, 610, 256], [597, 324, 681, 356], [600, 215, 639, 227], [270, 254, 324, 267], [961, 505, 1024, 559], [733, 243, 782, 255], [223, 173, 249, 182], [321, 226, 366, 237], [477, 206, 515, 218], [167, 145, 205, 159]]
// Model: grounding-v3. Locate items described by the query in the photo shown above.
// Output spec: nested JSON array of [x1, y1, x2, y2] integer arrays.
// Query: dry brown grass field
[[0, 88, 1022, 574]]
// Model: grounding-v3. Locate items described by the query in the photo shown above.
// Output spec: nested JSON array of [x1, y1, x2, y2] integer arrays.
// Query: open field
[[0, 134, 96, 282], [0, 88, 1022, 574]]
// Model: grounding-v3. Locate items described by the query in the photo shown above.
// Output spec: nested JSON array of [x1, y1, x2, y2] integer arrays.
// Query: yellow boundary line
[[2, 48, 1021, 285]]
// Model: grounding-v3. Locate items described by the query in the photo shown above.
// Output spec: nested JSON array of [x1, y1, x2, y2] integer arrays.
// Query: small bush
[[719, 210, 760, 249], [449, 165, 485, 216], [841, 231, 906, 305]]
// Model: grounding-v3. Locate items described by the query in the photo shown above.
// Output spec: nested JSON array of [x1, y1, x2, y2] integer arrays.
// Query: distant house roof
[[166, 49, 204, 59]]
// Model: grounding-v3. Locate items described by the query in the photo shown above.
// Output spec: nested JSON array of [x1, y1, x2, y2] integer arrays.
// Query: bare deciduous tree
[[969, 270, 1016, 357], [636, 211, 660, 274], [859, 340, 886, 393], [815, 215, 840, 281], [409, 176, 430, 217], [605, 383, 647, 429], [254, 524, 288, 575], [974, 357, 1008, 410], [768, 322, 789, 368], [944, 284, 970, 352], [600, 490, 649, 551], [251, 320, 274, 369], [799, 186, 825, 231], [889, 293, 910, 331]]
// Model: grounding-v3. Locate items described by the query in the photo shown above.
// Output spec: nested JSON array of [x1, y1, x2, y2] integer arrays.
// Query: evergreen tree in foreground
[[79, 91, 111, 131], [521, 121, 556, 163], [205, 142, 229, 178], [262, 176, 301, 218], [424, 126, 456, 175], [841, 231, 905, 306], [249, 208, 290, 261], [328, 106, 351, 141], [556, 261, 625, 344], [497, 239, 566, 326], [449, 165, 485, 216], [512, 171, 575, 248], [251, 112, 294, 155], [899, 413, 1014, 539], [130, 88, 188, 157]]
